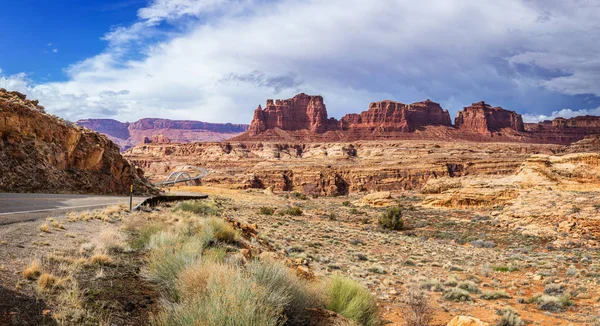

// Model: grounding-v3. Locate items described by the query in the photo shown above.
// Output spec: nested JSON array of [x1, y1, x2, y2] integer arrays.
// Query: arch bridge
[[154, 168, 208, 186]]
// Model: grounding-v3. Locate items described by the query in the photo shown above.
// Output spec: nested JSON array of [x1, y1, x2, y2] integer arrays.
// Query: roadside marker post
[[129, 184, 133, 212]]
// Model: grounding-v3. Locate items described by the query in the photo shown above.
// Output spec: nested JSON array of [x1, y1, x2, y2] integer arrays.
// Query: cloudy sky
[[1, 0, 600, 124]]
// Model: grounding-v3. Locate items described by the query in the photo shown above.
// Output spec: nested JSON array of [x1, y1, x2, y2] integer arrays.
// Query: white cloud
[[52, 49, 58, 53], [3, 0, 600, 123], [523, 107, 600, 123]]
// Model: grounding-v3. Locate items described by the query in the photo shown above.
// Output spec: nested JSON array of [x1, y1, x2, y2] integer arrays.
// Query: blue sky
[[2, 0, 600, 124]]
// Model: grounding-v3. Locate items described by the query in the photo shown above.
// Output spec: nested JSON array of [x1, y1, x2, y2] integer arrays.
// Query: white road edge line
[[0, 203, 132, 216]]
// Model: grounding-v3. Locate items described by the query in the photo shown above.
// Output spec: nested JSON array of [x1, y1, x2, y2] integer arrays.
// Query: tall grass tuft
[[248, 260, 320, 325], [326, 276, 379, 326], [175, 200, 218, 216]]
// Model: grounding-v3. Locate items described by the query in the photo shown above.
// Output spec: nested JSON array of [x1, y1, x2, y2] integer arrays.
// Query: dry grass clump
[[90, 253, 112, 266], [37, 273, 58, 291], [93, 229, 125, 253], [51, 220, 65, 230], [326, 276, 379, 326], [202, 217, 238, 244], [53, 280, 88, 324], [39, 224, 50, 233], [480, 290, 511, 300], [23, 260, 42, 280]]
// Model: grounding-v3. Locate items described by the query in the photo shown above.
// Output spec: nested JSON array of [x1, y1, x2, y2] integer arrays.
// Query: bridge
[[154, 168, 208, 186]]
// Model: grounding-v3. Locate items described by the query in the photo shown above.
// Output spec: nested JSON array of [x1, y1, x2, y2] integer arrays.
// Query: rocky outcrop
[[248, 93, 329, 136], [454, 101, 525, 134], [0, 89, 151, 195], [241, 94, 452, 140], [77, 118, 248, 150], [525, 116, 600, 145], [125, 140, 559, 196], [340, 99, 452, 132], [151, 134, 171, 144]]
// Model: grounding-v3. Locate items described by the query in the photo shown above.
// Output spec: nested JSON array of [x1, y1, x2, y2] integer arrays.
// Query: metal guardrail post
[[129, 184, 133, 212]]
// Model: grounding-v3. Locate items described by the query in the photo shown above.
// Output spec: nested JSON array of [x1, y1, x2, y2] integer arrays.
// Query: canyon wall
[[125, 140, 562, 196], [0, 89, 151, 195], [77, 118, 249, 150]]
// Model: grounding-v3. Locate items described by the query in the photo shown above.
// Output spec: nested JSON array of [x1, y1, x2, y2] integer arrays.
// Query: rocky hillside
[[77, 118, 248, 150], [0, 89, 151, 195], [235, 93, 600, 144], [125, 140, 562, 196]]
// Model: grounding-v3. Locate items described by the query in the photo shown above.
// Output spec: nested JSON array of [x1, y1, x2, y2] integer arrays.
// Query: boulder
[[447, 316, 489, 326]]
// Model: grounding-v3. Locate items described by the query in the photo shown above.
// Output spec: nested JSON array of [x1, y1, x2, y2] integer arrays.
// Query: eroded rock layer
[[124, 141, 562, 196], [77, 118, 248, 150], [0, 89, 150, 194]]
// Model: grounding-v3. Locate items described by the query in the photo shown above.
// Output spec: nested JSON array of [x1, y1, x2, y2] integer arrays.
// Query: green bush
[[292, 192, 309, 200], [378, 206, 403, 230], [280, 207, 303, 216], [480, 291, 511, 300], [342, 201, 351, 207], [443, 288, 472, 302], [326, 276, 379, 326], [457, 280, 480, 294], [258, 207, 275, 215], [175, 200, 218, 216]]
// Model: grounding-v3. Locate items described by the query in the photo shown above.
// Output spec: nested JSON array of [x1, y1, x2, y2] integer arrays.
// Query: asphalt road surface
[[0, 193, 146, 225]]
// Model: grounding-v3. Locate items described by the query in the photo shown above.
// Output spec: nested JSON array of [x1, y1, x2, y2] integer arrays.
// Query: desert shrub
[[480, 291, 511, 300], [259, 207, 275, 215], [537, 295, 564, 311], [37, 273, 58, 291], [131, 222, 164, 249], [457, 280, 480, 293], [496, 308, 523, 326], [328, 213, 337, 221], [201, 218, 238, 244], [175, 200, 218, 216], [144, 238, 202, 292], [326, 276, 379, 326], [342, 201, 351, 207], [443, 288, 472, 302], [280, 207, 303, 216], [378, 206, 403, 230], [248, 260, 320, 325], [444, 276, 458, 287], [493, 265, 519, 273], [404, 285, 433, 326], [177, 261, 237, 301], [155, 266, 282, 326], [419, 279, 444, 292], [543, 283, 565, 296], [292, 192, 309, 200]]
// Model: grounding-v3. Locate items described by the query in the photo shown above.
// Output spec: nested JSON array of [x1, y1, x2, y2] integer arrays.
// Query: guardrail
[[132, 194, 209, 211]]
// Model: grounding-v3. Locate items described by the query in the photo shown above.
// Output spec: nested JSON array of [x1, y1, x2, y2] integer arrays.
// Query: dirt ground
[[1, 185, 599, 325]]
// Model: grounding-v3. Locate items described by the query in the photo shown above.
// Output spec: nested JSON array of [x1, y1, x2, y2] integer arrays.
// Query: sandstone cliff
[[240, 94, 453, 141], [239, 94, 600, 145], [0, 89, 151, 195], [77, 118, 248, 150], [454, 101, 525, 133]]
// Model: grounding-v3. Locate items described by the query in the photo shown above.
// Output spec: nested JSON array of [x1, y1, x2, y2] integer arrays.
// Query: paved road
[[0, 193, 146, 225]]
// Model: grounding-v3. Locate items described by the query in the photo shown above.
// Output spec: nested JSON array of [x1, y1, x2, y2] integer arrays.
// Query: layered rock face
[[340, 99, 452, 132], [242, 94, 600, 144], [248, 93, 329, 136], [454, 101, 525, 133], [525, 116, 600, 144], [0, 89, 150, 195], [125, 140, 559, 196], [77, 118, 248, 150], [242, 94, 452, 140]]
